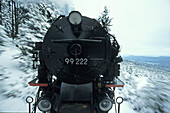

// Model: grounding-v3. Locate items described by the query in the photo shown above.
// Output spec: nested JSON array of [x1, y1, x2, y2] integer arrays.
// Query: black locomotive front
[[40, 11, 118, 84], [30, 11, 123, 113]]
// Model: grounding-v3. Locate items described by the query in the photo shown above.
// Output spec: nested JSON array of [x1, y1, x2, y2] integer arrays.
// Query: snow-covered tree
[[0, 0, 2, 25], [98, 6, 112, 32]]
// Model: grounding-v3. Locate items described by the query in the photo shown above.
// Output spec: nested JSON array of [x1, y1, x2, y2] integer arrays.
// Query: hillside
[[123, 55, 170, 68]]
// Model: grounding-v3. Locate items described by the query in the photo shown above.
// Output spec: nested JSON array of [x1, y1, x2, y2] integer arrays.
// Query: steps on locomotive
[[57, 102, 92, 113]]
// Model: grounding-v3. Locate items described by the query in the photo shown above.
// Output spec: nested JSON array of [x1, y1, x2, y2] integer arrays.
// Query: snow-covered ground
[[0, 25, 37, 112], [115, 61, 170, 113], [1, 0, 170, 113], [0, 0, 72, 112]]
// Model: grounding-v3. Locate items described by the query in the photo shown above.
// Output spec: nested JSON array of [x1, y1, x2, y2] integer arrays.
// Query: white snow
[[0, 37, 37, 112], [117, 61, 170, 113]]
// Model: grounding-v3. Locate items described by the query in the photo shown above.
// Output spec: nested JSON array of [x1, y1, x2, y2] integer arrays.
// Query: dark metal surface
[[60, 82, 93, 101], [55, 82, 93, 113], [51, 39, 103, 43], [41, 16, 113, 84]]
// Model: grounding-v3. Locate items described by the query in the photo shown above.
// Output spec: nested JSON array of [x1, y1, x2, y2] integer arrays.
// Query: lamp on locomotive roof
[[68, 11, 82, 25], [68, 11, 82, 37]]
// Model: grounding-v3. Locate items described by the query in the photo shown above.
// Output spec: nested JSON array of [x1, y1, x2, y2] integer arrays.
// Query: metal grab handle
[[26, 96, 34, 113]]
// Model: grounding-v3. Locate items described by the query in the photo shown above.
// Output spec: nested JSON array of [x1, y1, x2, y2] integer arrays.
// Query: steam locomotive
[[28, 11, 124, 113]]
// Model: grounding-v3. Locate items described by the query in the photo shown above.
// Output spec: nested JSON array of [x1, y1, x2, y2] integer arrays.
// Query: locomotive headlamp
[[68, 11, 82, 25], [99, 98, 113, 111], [38, 98, 52, 112]]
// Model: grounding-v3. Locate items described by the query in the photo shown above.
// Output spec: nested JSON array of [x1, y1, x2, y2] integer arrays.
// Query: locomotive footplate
[[28, 78, 48, 87], [57, 102, 92, 113], [105, 77, 124, 87]]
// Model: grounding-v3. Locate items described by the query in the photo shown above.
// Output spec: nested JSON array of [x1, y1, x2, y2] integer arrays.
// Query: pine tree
[[0, 0, 2, 25], [7, 0, 19, 38], [11, 0, 14, 38], [14, 1, 18, 35], [98, 6, 112, 32]]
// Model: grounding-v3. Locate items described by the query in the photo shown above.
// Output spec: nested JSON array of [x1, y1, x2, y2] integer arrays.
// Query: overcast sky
[[72, 0, 170, 56]]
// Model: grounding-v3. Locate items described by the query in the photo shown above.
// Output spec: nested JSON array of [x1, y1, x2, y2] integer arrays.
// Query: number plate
[[64, 57, 88, 65]]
